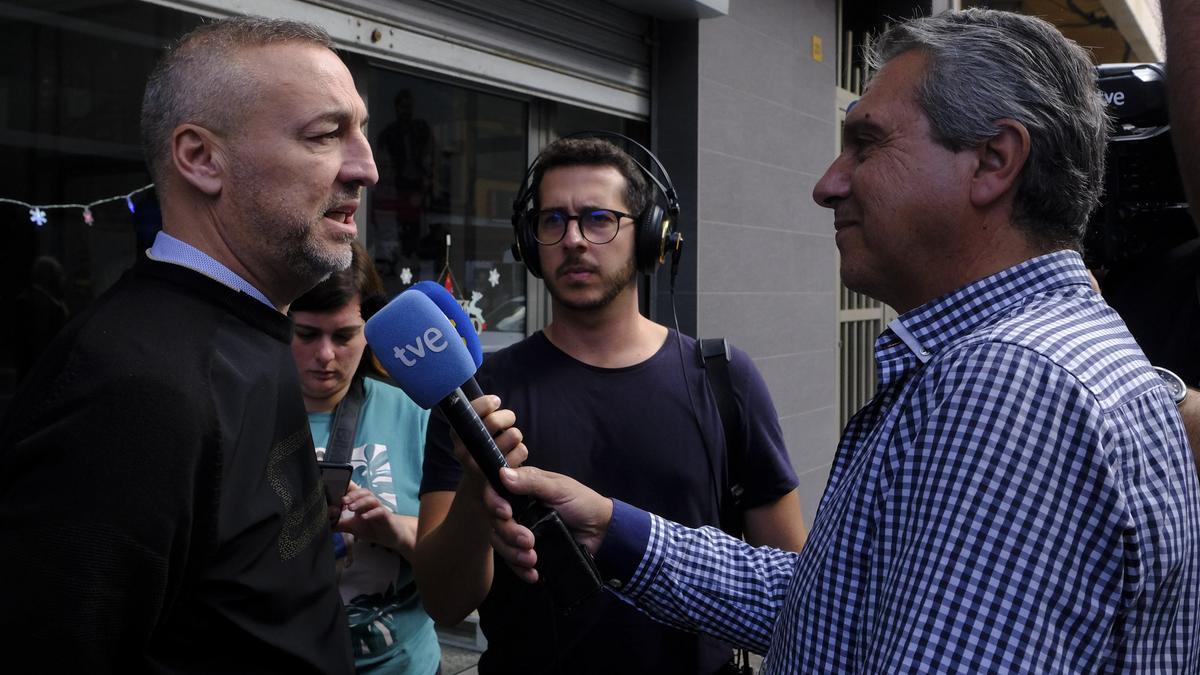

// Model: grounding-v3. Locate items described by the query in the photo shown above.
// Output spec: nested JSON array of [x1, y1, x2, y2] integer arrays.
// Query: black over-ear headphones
[[510, 130, 683, 278]]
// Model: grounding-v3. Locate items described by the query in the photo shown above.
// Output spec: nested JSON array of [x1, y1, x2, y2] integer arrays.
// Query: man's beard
[[544, 254, 638, 311], [274, 192, 358, 283], [226, 155, 358, 286], [280, 215, 354, 282]]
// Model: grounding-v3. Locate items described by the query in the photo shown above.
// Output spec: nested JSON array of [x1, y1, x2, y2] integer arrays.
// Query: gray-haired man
[[479, 9, 1200, 673]]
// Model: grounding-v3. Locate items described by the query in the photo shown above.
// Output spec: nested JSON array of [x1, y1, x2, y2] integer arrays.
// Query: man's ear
[[969, 118, 1030, 208], [171, 124, 226, 196]]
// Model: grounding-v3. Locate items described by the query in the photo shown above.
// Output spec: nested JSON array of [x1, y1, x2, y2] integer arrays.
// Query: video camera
[[1084, 63, 1195, 269]]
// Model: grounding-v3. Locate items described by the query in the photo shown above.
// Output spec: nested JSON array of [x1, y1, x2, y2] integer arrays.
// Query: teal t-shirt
[[309, 376, 438, 675]]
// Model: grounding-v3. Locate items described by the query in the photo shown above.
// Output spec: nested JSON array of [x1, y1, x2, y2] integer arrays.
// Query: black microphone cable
[[666, 238, 727, 533]]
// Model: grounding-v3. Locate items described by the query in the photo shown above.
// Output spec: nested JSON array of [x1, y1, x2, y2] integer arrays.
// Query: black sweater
[[0, 259, 352, 673]]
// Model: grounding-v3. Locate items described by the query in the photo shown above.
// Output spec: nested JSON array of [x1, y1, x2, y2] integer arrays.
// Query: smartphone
[[317, 461, 353, 506]]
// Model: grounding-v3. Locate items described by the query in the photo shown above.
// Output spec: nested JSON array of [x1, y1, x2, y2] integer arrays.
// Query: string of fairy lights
[[1, 184, 155, 227], [2, 182, 507, 333]]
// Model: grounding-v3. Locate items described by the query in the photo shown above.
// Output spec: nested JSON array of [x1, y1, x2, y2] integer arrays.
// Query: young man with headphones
[[413, 135, 806, 674]]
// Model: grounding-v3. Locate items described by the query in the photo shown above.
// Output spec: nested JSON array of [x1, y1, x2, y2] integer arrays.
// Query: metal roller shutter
[[146, 0, 652, 118]]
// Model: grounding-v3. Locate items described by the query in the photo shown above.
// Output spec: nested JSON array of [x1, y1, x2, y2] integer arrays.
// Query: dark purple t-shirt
[[422, 330, 797, 675]]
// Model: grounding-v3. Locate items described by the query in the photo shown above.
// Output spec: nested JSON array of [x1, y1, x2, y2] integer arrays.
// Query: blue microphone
[[411, 281, 483, 368], [365, 290, 523, 506], [410, 281, 484, 400], [366, 289, 603, 612], [364, 290, 476, 408]]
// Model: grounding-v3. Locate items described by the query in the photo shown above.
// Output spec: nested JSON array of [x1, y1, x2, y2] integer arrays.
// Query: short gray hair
[[140, 16, 335, 192], [869, 8, 1110, 249]]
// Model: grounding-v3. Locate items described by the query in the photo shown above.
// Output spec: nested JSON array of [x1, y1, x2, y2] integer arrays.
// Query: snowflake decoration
[[82, 208, 94, 225], [400, 267, 413, 285], [488, 268, 501, 287], [29, 207, 47, 226]]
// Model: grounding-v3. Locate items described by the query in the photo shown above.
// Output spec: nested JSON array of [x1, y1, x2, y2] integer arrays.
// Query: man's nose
[[560, 217, 588, 247], [812, 154, 851, 208], [341, 129, 379, 188]]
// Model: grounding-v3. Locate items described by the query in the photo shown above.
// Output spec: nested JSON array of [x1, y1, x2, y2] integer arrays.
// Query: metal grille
[[833, 80, 893, 429], [837, 288, 887, 428]]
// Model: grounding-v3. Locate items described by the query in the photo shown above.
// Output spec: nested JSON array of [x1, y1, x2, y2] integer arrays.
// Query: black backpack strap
[[325, 376, 366, 465], [698, 338, 746, 539], [699, 338, 757, 674]]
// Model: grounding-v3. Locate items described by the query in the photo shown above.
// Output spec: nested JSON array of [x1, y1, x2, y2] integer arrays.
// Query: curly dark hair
[[528, 136, 654, 218]]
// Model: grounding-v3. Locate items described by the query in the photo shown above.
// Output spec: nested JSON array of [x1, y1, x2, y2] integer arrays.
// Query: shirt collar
[[881, 249, 1093, 365], [146, 231, 276, 309]]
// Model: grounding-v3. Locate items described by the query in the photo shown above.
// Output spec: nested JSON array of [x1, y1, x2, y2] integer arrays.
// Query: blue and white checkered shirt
[[598, 250, 1200, 673]]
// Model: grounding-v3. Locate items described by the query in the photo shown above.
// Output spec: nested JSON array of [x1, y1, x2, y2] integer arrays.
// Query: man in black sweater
[[0, 16, 377, 672]]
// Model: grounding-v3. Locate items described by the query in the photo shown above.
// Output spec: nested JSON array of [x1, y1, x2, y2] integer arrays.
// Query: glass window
[[549, 103, 649, 145], [366, 68, 528, 353], [0, 1, 197, 409]]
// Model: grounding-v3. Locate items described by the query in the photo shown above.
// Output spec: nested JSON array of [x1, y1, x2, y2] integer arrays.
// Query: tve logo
[[1104, 89, 1125, 106], [392, 327, 448, 366]]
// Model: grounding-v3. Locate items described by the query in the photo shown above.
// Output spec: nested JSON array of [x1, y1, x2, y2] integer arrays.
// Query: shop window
[[366, 68, 528, 353], [0, 1, 199, 414]]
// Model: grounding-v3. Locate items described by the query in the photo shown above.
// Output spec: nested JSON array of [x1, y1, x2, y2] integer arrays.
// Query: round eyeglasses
[[531, 208, 631, 245]]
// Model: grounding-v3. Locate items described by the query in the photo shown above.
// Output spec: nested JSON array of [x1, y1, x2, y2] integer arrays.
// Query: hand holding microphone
[[483, 461, 614, 585], [365, 287, 602, 612]]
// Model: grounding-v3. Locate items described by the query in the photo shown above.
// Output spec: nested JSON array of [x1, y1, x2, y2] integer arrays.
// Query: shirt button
[[606, 579, 623, 590]]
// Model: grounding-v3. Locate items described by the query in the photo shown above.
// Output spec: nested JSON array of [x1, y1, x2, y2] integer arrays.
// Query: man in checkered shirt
[[472, 8, 1200, 673]]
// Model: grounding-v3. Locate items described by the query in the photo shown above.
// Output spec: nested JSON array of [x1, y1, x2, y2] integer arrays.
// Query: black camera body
[[1090, 63, 1200, 389], [1085, 63, 1195, 269], [1097, 62, 1168, 127]]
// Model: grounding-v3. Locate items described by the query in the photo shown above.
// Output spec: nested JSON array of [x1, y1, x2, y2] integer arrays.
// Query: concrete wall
[[656, 0, 840, 527]]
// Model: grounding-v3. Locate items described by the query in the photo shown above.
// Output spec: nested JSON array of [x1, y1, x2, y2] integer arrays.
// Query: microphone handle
[[437, 386, 533, 514], [460, 377, 484, 402]]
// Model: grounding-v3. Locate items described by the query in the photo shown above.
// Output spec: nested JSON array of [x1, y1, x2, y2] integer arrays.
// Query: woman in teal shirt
[[290, 241, 440, 674]]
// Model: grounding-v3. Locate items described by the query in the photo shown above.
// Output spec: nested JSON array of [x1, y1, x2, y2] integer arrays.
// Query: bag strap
[[699, 338, 757, 674], [325, 376, 366, 465], [697, 338, 746, 539]]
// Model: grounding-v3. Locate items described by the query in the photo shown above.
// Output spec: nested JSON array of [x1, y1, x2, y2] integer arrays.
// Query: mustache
[[554, 255, 599, 278], [321, 188, 361, 211]]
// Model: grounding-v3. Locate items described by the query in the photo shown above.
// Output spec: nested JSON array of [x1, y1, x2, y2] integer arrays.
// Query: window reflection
[[367, 71, 527, 352], [0, 1, 197, 412], [550, 104, 649, 146]]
